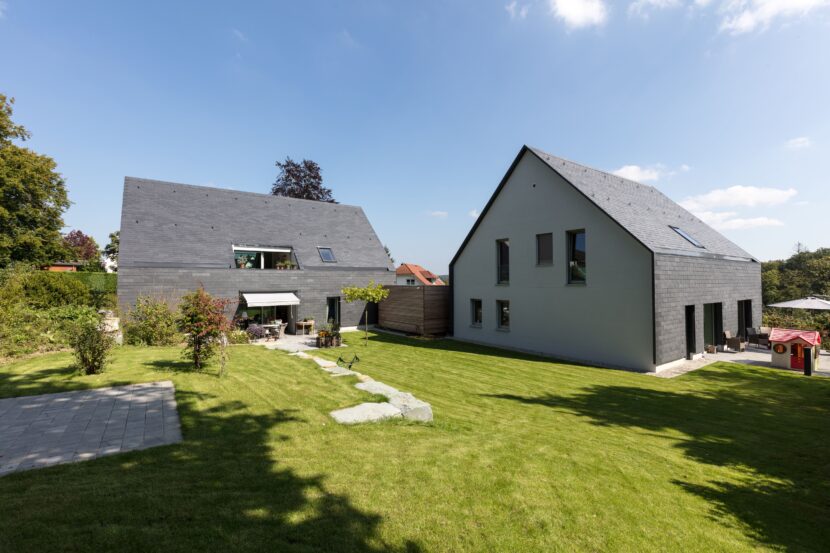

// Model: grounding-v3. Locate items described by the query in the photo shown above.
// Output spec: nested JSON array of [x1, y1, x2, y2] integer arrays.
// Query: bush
[[69, 319, 114, 375], [246, 324, 265, 340], [124, 296, 180, 346], [23, 271, 92, 308], [178, 287, 231, 371], [227, 329, 250, 344], [64, 272, 117, 309]]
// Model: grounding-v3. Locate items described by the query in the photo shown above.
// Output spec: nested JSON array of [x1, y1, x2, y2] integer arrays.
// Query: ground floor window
[[471, 299, 482, 327], [326, 297, 341, 326], [497, 300, 510, 329]]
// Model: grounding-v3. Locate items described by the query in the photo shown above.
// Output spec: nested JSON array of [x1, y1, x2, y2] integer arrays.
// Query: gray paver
[[0, 381, 181, 477]]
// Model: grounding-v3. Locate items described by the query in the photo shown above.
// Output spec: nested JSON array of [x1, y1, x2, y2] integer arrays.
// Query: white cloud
[[613, 164, 662, 182], [786, 136, 812, 149], [694, 210, 785, 230], [338, 29, 359, 48], [0, 1, 6, 19], [468, 209, 481, 219], [231, 28, 249, 43], [549, 0, 608, 28], [506, 1, 530, 19], [629, 0, 682, 18], [429, 210, 449, 218], [719, 0, 830, 34], [680, 164, 691, 172], [680, 185, 797, 211]]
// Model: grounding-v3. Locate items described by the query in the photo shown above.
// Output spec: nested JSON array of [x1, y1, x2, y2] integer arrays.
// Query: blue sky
[[1, 0, 828, 273]]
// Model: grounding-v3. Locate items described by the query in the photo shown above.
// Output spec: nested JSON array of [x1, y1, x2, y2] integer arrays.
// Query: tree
[[178, 287, 231, 371], [63, 229, 100, 262], [0, 94, 71, 266], [341, 280, 390, 345], [104, 230, 119, 271], [271, 157, 336, 203]]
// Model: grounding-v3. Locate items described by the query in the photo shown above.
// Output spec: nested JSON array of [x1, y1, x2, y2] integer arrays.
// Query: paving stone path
[[287, 353, 434, 424], [0, 381, 182, 476]]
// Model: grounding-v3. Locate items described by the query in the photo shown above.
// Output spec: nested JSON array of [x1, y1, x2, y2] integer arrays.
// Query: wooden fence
[[378, 285, 450, 336]]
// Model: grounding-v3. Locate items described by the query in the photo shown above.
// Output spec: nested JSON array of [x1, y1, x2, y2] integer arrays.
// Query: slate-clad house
[[450, 146, 762, 372], [118, 177, 394, 332]]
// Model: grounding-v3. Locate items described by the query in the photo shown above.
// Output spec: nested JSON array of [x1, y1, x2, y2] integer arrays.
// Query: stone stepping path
[[0, 381, 181, 476], [296, 353, 433, 424]]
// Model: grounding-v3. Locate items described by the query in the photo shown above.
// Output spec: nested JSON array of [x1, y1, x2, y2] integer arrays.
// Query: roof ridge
[[528, 146, 658, 191]]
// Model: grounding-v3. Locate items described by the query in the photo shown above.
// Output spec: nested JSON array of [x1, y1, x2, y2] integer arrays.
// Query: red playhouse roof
[[769, 328, 821, 346]]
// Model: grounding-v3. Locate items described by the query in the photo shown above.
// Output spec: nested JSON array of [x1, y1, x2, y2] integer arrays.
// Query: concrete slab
[[0, 381, 182, 477], [330, 403, 402, 424], [354, 381, 400, 398], [388, 392, 434, 422]]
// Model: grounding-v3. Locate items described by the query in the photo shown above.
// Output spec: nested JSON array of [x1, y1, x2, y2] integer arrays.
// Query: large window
[[536, 233, 553, 265], [567, 230, 586, 284], [318, 247, 337, 263], [497, 300, 510, 329], [470, 299, 482, 327], [670, 226, 705, 248], [496, 239, 510, 284], [233, 246, 298, 270]]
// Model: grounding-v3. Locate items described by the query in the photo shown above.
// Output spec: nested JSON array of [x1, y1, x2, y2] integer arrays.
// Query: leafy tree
[[70, 317, 114, 375], [104, 230, 119, 271], [124, 295, 181, 346], [63, 229, 100, 261], [0, 94, 71, 266], [178, 287, 231, 371], [342, 280, 390, 345], [23, 270, 93, 308], [271, 157, 335, 203]]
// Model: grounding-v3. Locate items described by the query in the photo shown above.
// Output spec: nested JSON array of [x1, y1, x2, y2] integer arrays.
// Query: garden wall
[[378, 285, 450, 336]]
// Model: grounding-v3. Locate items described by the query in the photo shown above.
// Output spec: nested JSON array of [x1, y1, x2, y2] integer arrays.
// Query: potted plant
[[316, 323, 332, 348], [330, 321, 342, 347]]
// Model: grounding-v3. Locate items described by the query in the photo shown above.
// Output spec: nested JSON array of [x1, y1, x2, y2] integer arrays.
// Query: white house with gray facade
[[450, 146, 762, 373], [118, 177, 394, 333]]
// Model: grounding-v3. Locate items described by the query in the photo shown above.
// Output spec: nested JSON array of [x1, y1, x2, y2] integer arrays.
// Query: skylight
[[318, 247, 337, 263], [670, 226, 705, 249]]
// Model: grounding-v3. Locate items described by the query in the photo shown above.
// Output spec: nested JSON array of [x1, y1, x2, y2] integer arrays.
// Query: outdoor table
[[261, 324, 282, 341], [296, 321, 314, 335]]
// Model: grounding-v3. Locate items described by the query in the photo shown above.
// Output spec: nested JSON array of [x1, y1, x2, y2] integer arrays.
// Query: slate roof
[[119, 177, 392, 270], [528, 147, 756, 261]]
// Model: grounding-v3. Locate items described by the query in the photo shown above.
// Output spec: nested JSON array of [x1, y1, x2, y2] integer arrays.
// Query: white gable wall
[[452, 151, 655, 372]]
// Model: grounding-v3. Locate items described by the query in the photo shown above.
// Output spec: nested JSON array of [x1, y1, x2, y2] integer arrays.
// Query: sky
[[1, 0, 829, 274]]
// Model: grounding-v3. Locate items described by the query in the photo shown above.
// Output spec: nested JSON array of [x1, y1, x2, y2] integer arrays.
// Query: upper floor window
[[233, 245, 298, 270], [670, 226, 705, 249], [318, 247, 337, 263], [567, 230, 586, 284], [496, 239, 510, 284], [406, 278, 416, 286], [536, 233, 553, 265]]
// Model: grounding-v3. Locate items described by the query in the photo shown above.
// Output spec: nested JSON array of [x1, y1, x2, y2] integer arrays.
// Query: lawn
[[1, 332, 828, 552]]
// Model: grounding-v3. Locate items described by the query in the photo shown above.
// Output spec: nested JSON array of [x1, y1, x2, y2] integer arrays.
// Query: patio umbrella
[[767, 296, 830, 310]]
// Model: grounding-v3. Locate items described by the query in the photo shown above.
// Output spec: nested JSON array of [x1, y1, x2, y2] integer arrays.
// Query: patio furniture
[[296, 320, 314, 335], [724, 330, 746, 352], [262, 322, 286, 341], [748, 326, 771, 349]]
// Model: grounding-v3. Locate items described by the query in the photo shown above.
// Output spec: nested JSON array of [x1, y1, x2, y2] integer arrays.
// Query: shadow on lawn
[[485, 366, 830, 551], [0, 384, 421, 552]]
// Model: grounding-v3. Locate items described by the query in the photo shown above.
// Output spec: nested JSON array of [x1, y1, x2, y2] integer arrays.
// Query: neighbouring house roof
[[769, 328, 821, 346], [451, 145, 757, 269], [119, 177, 393, 271], [396, 263, 445, 285]]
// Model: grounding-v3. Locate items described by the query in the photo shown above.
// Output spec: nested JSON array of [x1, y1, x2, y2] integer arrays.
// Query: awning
[[768, 297, 830, 310], [242, 292, 300, 307]]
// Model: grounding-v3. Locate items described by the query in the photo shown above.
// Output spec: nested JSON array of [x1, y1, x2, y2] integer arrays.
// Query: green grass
[[1, 332, 828, 552]]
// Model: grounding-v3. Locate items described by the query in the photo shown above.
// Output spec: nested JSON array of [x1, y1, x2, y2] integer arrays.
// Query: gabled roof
[[119, 177, 392, 270], [396, 263, 445, 285], [450, 146, 757, 269]]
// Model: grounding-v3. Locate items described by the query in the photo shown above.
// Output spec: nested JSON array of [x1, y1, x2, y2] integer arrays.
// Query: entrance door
[[685, 305, 696, 359], [703, 302, 724, 348], [326, 297, 341, 325], [790, 343, 804, 370], [737, 300, 753, 339]]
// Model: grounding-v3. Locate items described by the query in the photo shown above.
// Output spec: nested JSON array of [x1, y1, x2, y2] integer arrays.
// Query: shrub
[[178, 287, 231, 371], [23, 271, 92, 308], [69, 318, 114, 375], [227, 329, 250, 344], [124, 296, 180, 346], [246, 324, 265, 340]]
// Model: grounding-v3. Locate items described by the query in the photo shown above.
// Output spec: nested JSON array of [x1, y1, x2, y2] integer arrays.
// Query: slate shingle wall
[[654, 254, 762, 365], [118, 267, 394, 327]]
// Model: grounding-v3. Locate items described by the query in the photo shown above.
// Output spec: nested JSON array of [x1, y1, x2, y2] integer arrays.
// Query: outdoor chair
[[723, 331, 746, 352]]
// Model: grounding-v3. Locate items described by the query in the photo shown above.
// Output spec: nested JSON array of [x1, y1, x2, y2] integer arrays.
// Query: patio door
[[737, 299, 752, 339], [685, 305, 696, 359], [326, 297, 341, 326], [703, 302, 723, 348]]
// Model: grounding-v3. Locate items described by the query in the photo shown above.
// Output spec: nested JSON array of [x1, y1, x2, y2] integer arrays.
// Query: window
[[496, 239, 510, 284], [233, 245, 297, 270], [470, 299, 482, 327], [567, 230, 586, 284], [496, 300, 510, 329], [326, 297, 341, 325], [670, 226, 705, 249], [318, 247, 337, 263], [536, 233, 553, 265], [406, 278, 416, 286]]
